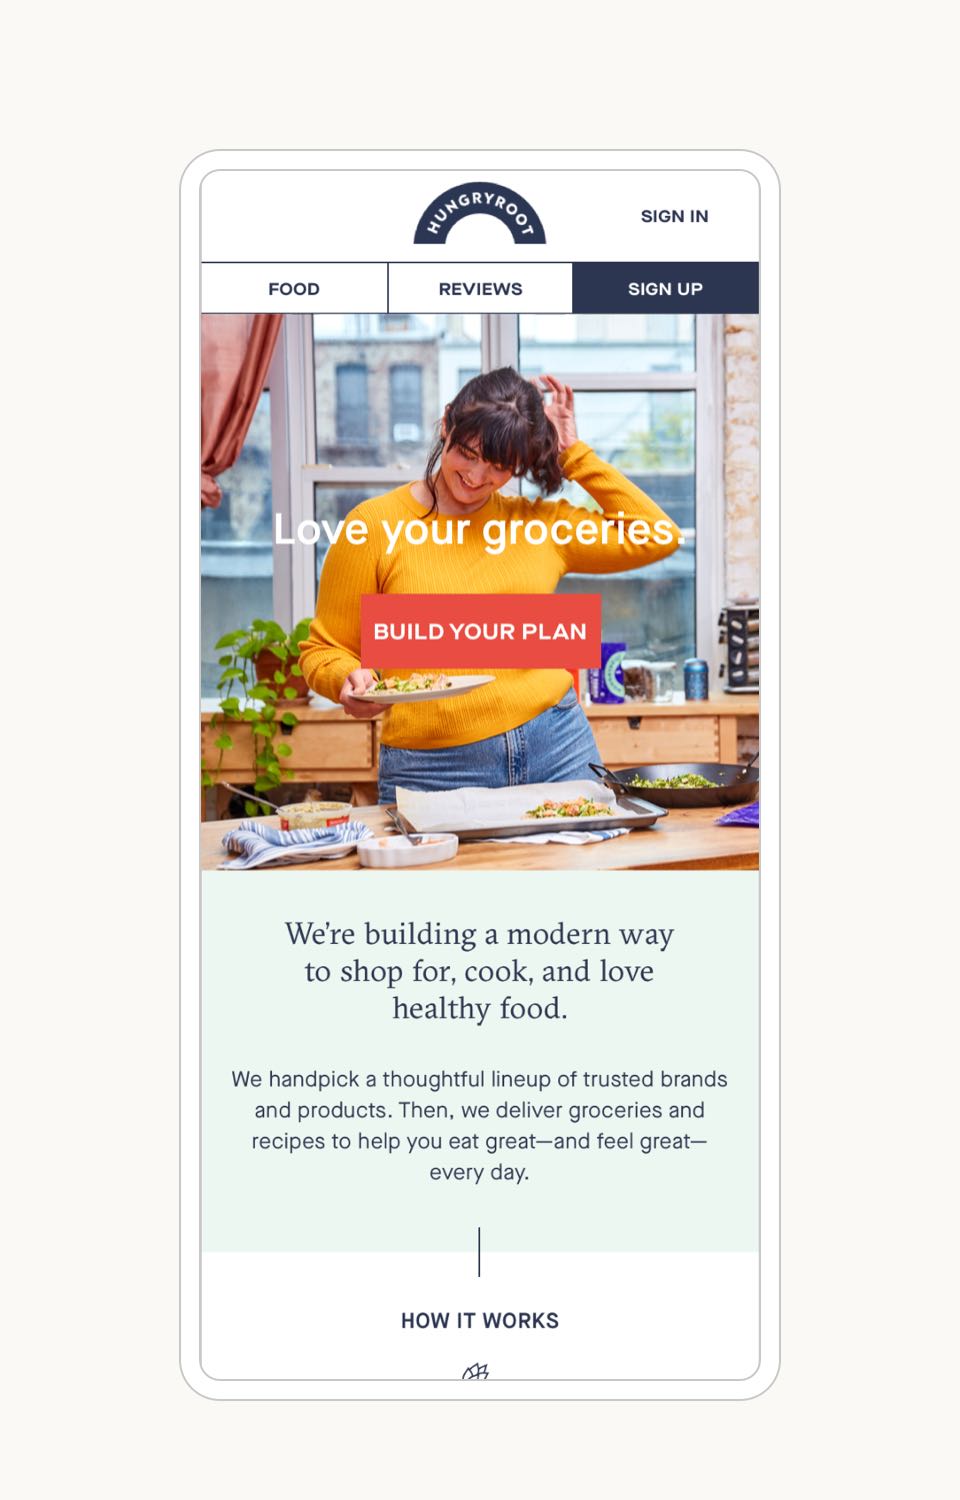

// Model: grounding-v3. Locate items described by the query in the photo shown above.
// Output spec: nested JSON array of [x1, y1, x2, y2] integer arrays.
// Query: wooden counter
[[201, 804, 758, 873], [201, 695, 759, 818]]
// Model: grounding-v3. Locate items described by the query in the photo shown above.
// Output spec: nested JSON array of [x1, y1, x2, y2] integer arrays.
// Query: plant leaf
[[213, 733, 233, 750]]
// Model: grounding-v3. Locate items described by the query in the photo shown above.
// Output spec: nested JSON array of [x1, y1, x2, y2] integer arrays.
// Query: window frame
[[272, 313, 726, 679]]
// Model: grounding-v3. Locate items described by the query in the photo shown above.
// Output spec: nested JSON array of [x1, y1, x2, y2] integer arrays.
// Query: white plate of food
[[349, 672, 495, 703]]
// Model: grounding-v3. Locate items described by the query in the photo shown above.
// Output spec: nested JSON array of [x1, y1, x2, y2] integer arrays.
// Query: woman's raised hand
[[536, 374, 578, 451], [340, 668, 389, 719]]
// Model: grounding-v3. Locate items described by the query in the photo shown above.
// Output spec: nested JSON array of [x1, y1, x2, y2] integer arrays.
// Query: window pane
[[200, 390, 273, 697], [335, 363, 369, 445], [540, 391, 695, 527], [546, 390, 696, 666], [558, 552, 695, 669], [519, 313, 695, 374], [313, 314, 481, 471], [389, 364, 423, 443]]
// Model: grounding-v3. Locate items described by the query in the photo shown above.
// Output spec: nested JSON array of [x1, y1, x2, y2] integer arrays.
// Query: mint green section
[[202, 871, 758, 1251]]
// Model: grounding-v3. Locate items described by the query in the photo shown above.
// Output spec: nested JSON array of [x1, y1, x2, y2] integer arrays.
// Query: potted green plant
[[202, 617, 312, 817], [253, 617, 311, 703]]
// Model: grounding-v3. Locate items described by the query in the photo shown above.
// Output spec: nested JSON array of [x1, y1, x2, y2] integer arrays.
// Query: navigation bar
[[201, 262, 759, 314]]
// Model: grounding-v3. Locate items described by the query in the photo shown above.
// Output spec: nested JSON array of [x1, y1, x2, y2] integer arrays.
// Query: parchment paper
[[395, 779, 620, 834]]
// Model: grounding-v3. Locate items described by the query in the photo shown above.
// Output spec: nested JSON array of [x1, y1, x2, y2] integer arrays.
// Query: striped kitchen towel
[[491, 826, 631, 845], [219, 819, 372, 870]]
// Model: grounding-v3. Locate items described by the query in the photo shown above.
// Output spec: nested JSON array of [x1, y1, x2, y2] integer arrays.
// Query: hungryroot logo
[[414, 182, 546, 244]]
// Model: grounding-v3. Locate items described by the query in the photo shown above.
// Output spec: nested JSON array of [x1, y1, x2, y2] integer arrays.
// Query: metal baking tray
[[386, 797, 667, 842]]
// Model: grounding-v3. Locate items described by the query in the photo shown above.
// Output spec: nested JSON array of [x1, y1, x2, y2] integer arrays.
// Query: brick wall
[[314, 340, 438, 467], [724, 314, 760, 601]]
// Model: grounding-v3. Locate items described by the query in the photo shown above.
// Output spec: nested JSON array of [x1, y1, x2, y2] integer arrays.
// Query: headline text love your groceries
[[275, 512, 678, 558]]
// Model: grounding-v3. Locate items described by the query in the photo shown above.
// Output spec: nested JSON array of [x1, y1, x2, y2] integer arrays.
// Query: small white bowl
[[357, 833, 459, 868]]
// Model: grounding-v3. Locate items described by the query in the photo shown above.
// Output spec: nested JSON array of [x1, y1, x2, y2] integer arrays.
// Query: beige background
[[4, 2, 954, 1497]]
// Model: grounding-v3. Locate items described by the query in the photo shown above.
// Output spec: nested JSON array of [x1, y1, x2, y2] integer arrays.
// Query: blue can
[[588, 642, 626, 703], [684, 658, 709, 700]]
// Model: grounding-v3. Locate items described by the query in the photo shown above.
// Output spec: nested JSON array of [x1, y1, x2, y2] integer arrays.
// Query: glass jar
[[621, 655, 676, 704]]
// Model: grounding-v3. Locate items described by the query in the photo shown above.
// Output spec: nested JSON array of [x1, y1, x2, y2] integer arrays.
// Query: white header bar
[[199, 164, 760, 263]]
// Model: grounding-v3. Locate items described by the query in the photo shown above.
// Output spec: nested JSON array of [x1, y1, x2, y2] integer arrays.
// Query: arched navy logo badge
[[414, 183, 546, 244]]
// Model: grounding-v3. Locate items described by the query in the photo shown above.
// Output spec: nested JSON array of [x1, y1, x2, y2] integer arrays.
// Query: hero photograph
[[199, 312, 760, 872]]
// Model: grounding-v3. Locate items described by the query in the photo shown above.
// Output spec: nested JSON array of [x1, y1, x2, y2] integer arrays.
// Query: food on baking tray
[[368, 672, 455, 693], [628, 772, 719, 788], [524, 797, 613, 820]]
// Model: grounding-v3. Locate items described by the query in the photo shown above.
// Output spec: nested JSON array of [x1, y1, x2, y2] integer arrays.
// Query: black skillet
[[589, 760, 759, 809]]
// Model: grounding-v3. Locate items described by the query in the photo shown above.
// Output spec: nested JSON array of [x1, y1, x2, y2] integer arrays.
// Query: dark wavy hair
[[422, 367, 563, 514]]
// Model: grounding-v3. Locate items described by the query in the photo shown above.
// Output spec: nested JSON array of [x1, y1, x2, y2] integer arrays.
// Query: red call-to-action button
[[361, 594, 602, 668]]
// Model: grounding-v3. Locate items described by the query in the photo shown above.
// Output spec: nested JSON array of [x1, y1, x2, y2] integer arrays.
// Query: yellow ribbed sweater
[[300, 441, 682, 748]]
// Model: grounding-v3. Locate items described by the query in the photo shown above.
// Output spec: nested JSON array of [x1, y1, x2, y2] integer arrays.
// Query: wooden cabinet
[[201, 696, 759, 818], [202, 716, 373, 774], [583, 696, 758, 769], [201, 706, 380, 816]]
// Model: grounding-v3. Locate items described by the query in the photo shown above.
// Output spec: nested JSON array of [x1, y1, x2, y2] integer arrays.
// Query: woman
[[300, 369, 682, 804]]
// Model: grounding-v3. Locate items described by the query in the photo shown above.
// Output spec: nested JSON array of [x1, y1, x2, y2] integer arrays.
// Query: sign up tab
[[572, 261, 759, 313], [387, 262, 572, 312]]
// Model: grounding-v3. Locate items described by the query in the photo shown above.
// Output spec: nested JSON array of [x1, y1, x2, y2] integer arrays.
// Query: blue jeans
[[377, 687, 600, 804]]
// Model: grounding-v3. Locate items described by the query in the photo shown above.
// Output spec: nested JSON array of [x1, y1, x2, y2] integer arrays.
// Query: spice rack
[[718, 601, 760, 691]]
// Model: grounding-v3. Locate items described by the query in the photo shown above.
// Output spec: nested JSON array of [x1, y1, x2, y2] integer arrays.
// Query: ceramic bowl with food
[[357, 833, 459, 868]]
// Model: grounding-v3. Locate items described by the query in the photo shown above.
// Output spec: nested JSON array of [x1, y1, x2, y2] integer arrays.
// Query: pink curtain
[[201, 313, 282, 508]]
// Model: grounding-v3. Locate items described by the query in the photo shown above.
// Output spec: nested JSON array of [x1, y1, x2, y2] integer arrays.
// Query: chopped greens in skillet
[[628, 772, 719, 789]]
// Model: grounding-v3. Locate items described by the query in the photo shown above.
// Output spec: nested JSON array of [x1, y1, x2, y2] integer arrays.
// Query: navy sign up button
[[572, 262, 759, 313]]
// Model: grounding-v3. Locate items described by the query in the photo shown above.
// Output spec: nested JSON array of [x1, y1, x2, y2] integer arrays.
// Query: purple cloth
[[715, 801, 759, 827]]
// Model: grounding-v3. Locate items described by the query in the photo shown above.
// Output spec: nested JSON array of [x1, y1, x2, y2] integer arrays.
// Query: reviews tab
[[388, 262, 572, 312]]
